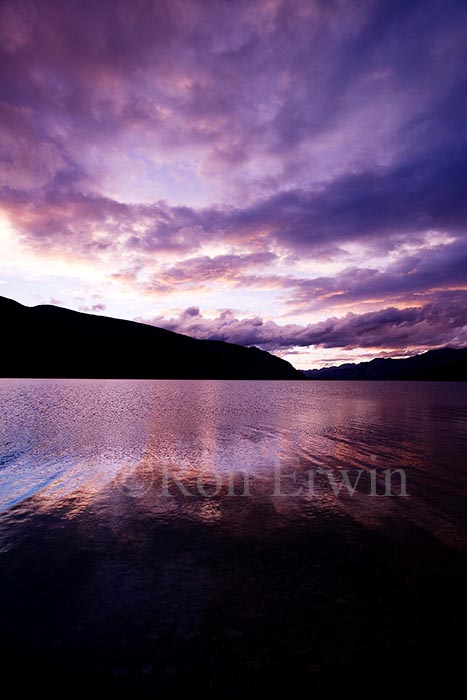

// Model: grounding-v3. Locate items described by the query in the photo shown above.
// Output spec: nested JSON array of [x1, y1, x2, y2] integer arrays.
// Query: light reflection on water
[[1, 379, 467, 692], [1, 379, 467, 548]]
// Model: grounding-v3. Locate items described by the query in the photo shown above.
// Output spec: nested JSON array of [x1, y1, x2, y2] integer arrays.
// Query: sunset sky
[[1, 0, 467, 368]]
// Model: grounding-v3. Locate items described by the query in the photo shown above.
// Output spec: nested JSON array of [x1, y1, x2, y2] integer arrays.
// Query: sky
[[1, 0, 467, 368]]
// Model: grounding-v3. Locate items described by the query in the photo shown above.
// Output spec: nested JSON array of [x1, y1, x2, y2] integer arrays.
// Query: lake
[[1, 379, 466, 693]]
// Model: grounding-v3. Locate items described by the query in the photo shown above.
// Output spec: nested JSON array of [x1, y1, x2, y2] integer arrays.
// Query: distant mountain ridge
[[0, 296, 303, 380], [304, 347, 467, 381]]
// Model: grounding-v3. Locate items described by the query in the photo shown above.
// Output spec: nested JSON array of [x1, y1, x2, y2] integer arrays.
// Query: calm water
[[1, 379, 467, 693]]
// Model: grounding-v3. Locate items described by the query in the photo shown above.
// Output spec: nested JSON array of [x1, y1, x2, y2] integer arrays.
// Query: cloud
[[0, 190, 214, 259], [1, 0, 466, 204], [1, 0, 467, 359], [149, 251, 277, 290], [3, 156, 466, 273], [140, 292, 467, 353], [283, 239, 467, 311], [0, 101, 65, 190], [78, 303, 106, 312]]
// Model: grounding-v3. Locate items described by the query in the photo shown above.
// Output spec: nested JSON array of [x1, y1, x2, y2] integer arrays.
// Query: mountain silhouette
[[0, 296, 303, 380], [304, 347, 467, 381]]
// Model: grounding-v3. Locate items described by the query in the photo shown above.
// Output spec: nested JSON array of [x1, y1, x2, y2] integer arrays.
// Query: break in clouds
[[1, 0, 467, 363]]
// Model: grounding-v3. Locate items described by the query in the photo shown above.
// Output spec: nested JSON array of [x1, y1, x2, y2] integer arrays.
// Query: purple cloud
[[78, 303, 106, 313], [283, 240, 467, 311], [140, 291, 467, 353], [1, 0, 467, 361]]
